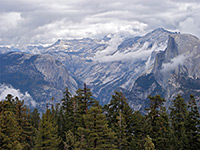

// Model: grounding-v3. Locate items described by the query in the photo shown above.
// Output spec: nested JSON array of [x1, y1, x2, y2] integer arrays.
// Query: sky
[[0, 0, 200, 48]]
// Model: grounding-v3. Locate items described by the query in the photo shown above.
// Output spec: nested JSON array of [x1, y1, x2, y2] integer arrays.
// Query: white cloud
[[0, 12, 22, 30], [161, 54, 187, 73], [94, 42, 152, 62], [0, 0, 199, 47], [178, 17, 200, 37], [94, 34, 123, 60], [0, 84, 37, 107], [93, 36, 167, 63]]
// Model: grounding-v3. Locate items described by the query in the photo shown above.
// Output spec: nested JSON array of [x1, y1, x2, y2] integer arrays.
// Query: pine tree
[[185, 95, 200, 150], [144, 95, 171, 150], [64, 130, 75, 150], [144, 135, 155, 150], [55, 104, 66, 150], [156, 106, 171, 150], [30, 108, 40, 148], [75, 83, 95, 115], [0, 100, 21, 150], [170, 95, 189, 150], [35, 108, 61, 150], [71, 84, 96, 145], [60, 88, 73, 140], [115, 112, 128, 149], [104, 91, 134, 149], [74, 127, 88, 150], [56, 85, 95, 149], [131, 111, 145, 150], [76, 101, 117, 150], [15, 98, 34, 149], [31, 108, 40, 130]]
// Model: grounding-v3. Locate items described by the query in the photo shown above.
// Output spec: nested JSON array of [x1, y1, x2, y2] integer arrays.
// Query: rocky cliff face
[[40, 28, 175, 104], [0, 29, 199, 112], [0, 52, 79, 111], [128, 33, 200, 113]]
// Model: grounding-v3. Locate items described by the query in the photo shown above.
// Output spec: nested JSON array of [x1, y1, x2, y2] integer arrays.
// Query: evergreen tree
[[185, 95, 200, 150], [72, 84, 96, 144], [55, 85, 95, 149], [60, 88, 73, 141], [144, 135, 155, 150], [170, 95, 189, 150], [0, 101, 21, 150], [35, 108, 61, 150], [54, 104, 66, 150], [115, 112, 128, 149], [131, 111, 145, 150], [31, 108, 40, 130], [76, 101, 117, 150], [75, 83, 95, 115], [30, 108, 40, 148], [64, 130, 75, 150], [144, 95, 170, 150], [15, 98, 34, 149], [104, 91, 134, 149], [74, 127, 88, 150]]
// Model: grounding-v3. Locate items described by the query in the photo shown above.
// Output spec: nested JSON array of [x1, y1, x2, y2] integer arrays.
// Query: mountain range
[[0, 28, 199, 112]]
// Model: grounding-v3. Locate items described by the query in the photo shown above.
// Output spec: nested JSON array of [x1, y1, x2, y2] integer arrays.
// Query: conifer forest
[[0, 85, 199, 150]]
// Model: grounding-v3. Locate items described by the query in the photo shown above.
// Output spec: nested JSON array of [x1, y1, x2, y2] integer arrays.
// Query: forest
[[0, 84, 199, 150]]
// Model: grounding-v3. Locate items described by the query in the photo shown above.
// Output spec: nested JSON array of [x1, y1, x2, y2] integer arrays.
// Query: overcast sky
[[0, 0, 200, 47]]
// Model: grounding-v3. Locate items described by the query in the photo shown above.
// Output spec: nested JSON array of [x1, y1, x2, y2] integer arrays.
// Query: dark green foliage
[[104, 91, 135, 149], [131, 111, 145, 150], [73, 84, 96, 140], [56, 88, 74, 149], [1, 88, 200, 150], [0, 101, 21, 150], [0, 96, 35, 150], [15, 99, 34, 149], [144, 95, 171, 150], [30, 108, 40, 148], [75, 83, 95, 115], [144, 135, 155, 150], [35, 108, 61, 150], [170, 95, 189, 150], [185, 95, 200, 150], [64, 130, 75, 150], [78, 101, 117, 149], [31, 108, 40, 130]]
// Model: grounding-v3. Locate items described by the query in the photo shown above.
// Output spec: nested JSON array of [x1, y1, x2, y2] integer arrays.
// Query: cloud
[[93, 36, 167, 63], [0, 84, 37, 107], [0, 0, 200, 47], [161, 54, 187, 73], [94, 34, 123, 60], [94, 41, 151, 62], [178, 17, 200, 37]]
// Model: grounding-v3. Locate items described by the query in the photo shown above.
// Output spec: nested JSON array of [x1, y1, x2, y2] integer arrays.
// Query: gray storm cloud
[[0, 0, 199, 47]]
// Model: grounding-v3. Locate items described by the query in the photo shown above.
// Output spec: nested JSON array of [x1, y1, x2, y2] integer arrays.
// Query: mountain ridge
[[0, 28, 199, 112], [0, 52, 80, 111]]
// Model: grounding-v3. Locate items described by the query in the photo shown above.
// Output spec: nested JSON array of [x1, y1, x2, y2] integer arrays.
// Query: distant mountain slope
[[0, 28, 199, 112], [0, 52, 80, 111], [39, 28, 177, 104], [127, 33, 200, 113]]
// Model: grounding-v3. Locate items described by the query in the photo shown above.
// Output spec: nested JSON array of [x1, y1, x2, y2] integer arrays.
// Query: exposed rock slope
[[128, 33, 200, 113], [0, 52, 79, 110]]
